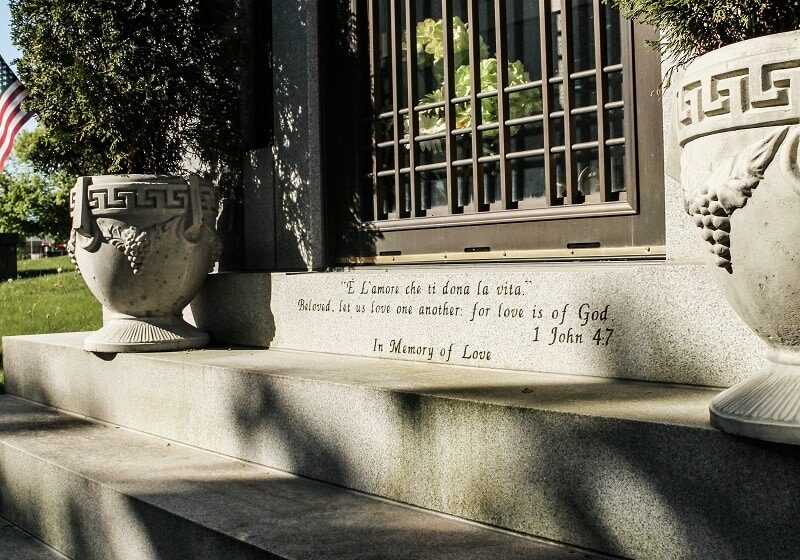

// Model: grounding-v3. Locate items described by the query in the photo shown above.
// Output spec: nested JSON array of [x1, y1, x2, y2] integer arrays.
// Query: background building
[[2, 2, 799, 559]]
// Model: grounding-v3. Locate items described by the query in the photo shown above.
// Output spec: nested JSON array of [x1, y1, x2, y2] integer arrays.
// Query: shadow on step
[[0, 399, 607, 560], [385, 387, 800, 560]]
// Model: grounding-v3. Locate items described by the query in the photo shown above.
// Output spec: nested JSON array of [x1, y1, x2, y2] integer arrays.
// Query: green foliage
[[607, 0, 800, 69], [17, 255, 73, 273], [10, 0, 242, 191], [407, 17, 541, 152], [0, 130, 72, 242], [0, 256, 102, 382], [413, 16, 488, 83]]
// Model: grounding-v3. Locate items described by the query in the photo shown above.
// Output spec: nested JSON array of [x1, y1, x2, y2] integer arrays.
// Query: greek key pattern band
[[70, 183, 215, 213], [678, 58, 800, 145]]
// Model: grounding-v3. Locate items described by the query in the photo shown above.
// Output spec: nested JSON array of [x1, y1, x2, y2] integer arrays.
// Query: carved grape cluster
[[687, 188, 734, 270], [683, 127, 788, 272], [109, 226, 150, 275], [67, 230, 79, 270], [687, 173, 762, 270]]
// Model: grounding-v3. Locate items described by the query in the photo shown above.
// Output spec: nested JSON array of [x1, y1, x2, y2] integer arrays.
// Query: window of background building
[[335, 0, 664, 264]]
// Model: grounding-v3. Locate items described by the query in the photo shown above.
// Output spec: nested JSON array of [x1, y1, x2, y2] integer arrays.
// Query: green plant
[[607, 0, 800, 70], [0, 255, 102, 386], [406, 17, 541, 152], [10, 0, 242, 191], [0, 129, 72, 244]]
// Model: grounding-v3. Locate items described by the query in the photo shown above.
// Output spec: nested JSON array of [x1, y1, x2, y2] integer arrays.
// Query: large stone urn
[[676, 31, 800, 444], [68, 175, 220, 352]]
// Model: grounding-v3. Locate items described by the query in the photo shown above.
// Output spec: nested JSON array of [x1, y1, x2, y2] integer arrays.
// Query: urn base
[[710, 363, 800, 445], [84, 316, 209, 353]]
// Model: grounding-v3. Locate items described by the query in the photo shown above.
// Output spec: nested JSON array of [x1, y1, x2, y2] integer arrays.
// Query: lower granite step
[[5, 333, 800, 559], [0, 518, 68, 560], [0, 395, 610, 560]]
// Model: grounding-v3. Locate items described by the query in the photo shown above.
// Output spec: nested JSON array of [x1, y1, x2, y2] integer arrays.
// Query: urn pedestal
[[676, 31, 800, 444], [68, 175, 220, 353]]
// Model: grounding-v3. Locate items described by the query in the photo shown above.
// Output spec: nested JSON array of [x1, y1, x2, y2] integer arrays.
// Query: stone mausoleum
[[2, 1, 800, 559]]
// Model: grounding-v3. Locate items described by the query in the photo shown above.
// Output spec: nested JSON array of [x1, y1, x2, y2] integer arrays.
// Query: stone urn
[[676, 30, 800, 444], [68, 175, 220, 352]]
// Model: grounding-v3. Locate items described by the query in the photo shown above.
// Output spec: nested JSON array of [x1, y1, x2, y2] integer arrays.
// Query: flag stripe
[[0, 103, 30, 156], [0, 86, 27, 138], [0, 102, 29, 164], [0, 55, 32, 172], [0, 111, 31, 170], [0, 81, 24, 113], [0, 101, 29, 153]]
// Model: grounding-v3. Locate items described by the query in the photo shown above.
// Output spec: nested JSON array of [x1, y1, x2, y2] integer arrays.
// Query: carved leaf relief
[[683, 127, 788, 271]]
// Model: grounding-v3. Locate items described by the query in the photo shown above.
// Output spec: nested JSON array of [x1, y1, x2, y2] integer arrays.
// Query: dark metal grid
[[536, 0, 557, 209], [439, 0, 458, 216], [558, 0, 577, 205], [492, 2, 512, 212], [388, 0, 403, 219], [369, 0, 632, 224], [405, 0, 420, 217], [593, 0, 609, 203], [466, 0, 484, 213], [368, 0, 383, 219]]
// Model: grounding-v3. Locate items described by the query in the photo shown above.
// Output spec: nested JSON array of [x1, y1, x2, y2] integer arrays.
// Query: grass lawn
[[0, 256, 102, 390]]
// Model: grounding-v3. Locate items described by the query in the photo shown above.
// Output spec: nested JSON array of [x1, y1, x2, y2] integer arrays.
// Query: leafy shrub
[[608, 0, 800, 69], [405, 17, 540, 152], [10, 0, 242, 187], [0, 129, 71, 242]]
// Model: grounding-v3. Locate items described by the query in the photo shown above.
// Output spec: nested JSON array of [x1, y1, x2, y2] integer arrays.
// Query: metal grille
[[368, 0, 634, 225]]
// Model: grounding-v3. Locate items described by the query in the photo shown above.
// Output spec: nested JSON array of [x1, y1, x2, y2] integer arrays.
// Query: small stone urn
[[676, 30, 800, 444], [68, 175, 220, 352]]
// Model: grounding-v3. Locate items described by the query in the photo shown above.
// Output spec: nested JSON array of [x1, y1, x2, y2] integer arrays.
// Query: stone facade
[[193, 1, 766, 390], [4, 4, 800, 559]]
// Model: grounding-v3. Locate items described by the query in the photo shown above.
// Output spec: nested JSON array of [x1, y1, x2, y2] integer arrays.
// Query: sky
[[0, 1, 19, 70], [0, 1, 36, 132]]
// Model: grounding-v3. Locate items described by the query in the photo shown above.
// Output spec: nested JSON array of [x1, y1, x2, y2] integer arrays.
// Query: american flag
[[0, 55, 32, 171]]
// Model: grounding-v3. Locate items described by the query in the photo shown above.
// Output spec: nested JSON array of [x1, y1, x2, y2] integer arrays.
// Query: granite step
[[0, 395, 611, 560], [0, 518, 69, 560], [5, 333, 800, 559]]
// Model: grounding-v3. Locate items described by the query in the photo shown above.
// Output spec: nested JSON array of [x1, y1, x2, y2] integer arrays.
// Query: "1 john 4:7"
[[532, 326, 614, 346]]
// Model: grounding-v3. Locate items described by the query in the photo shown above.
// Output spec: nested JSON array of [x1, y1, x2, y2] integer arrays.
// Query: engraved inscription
[[294, 278, 616, 366]]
